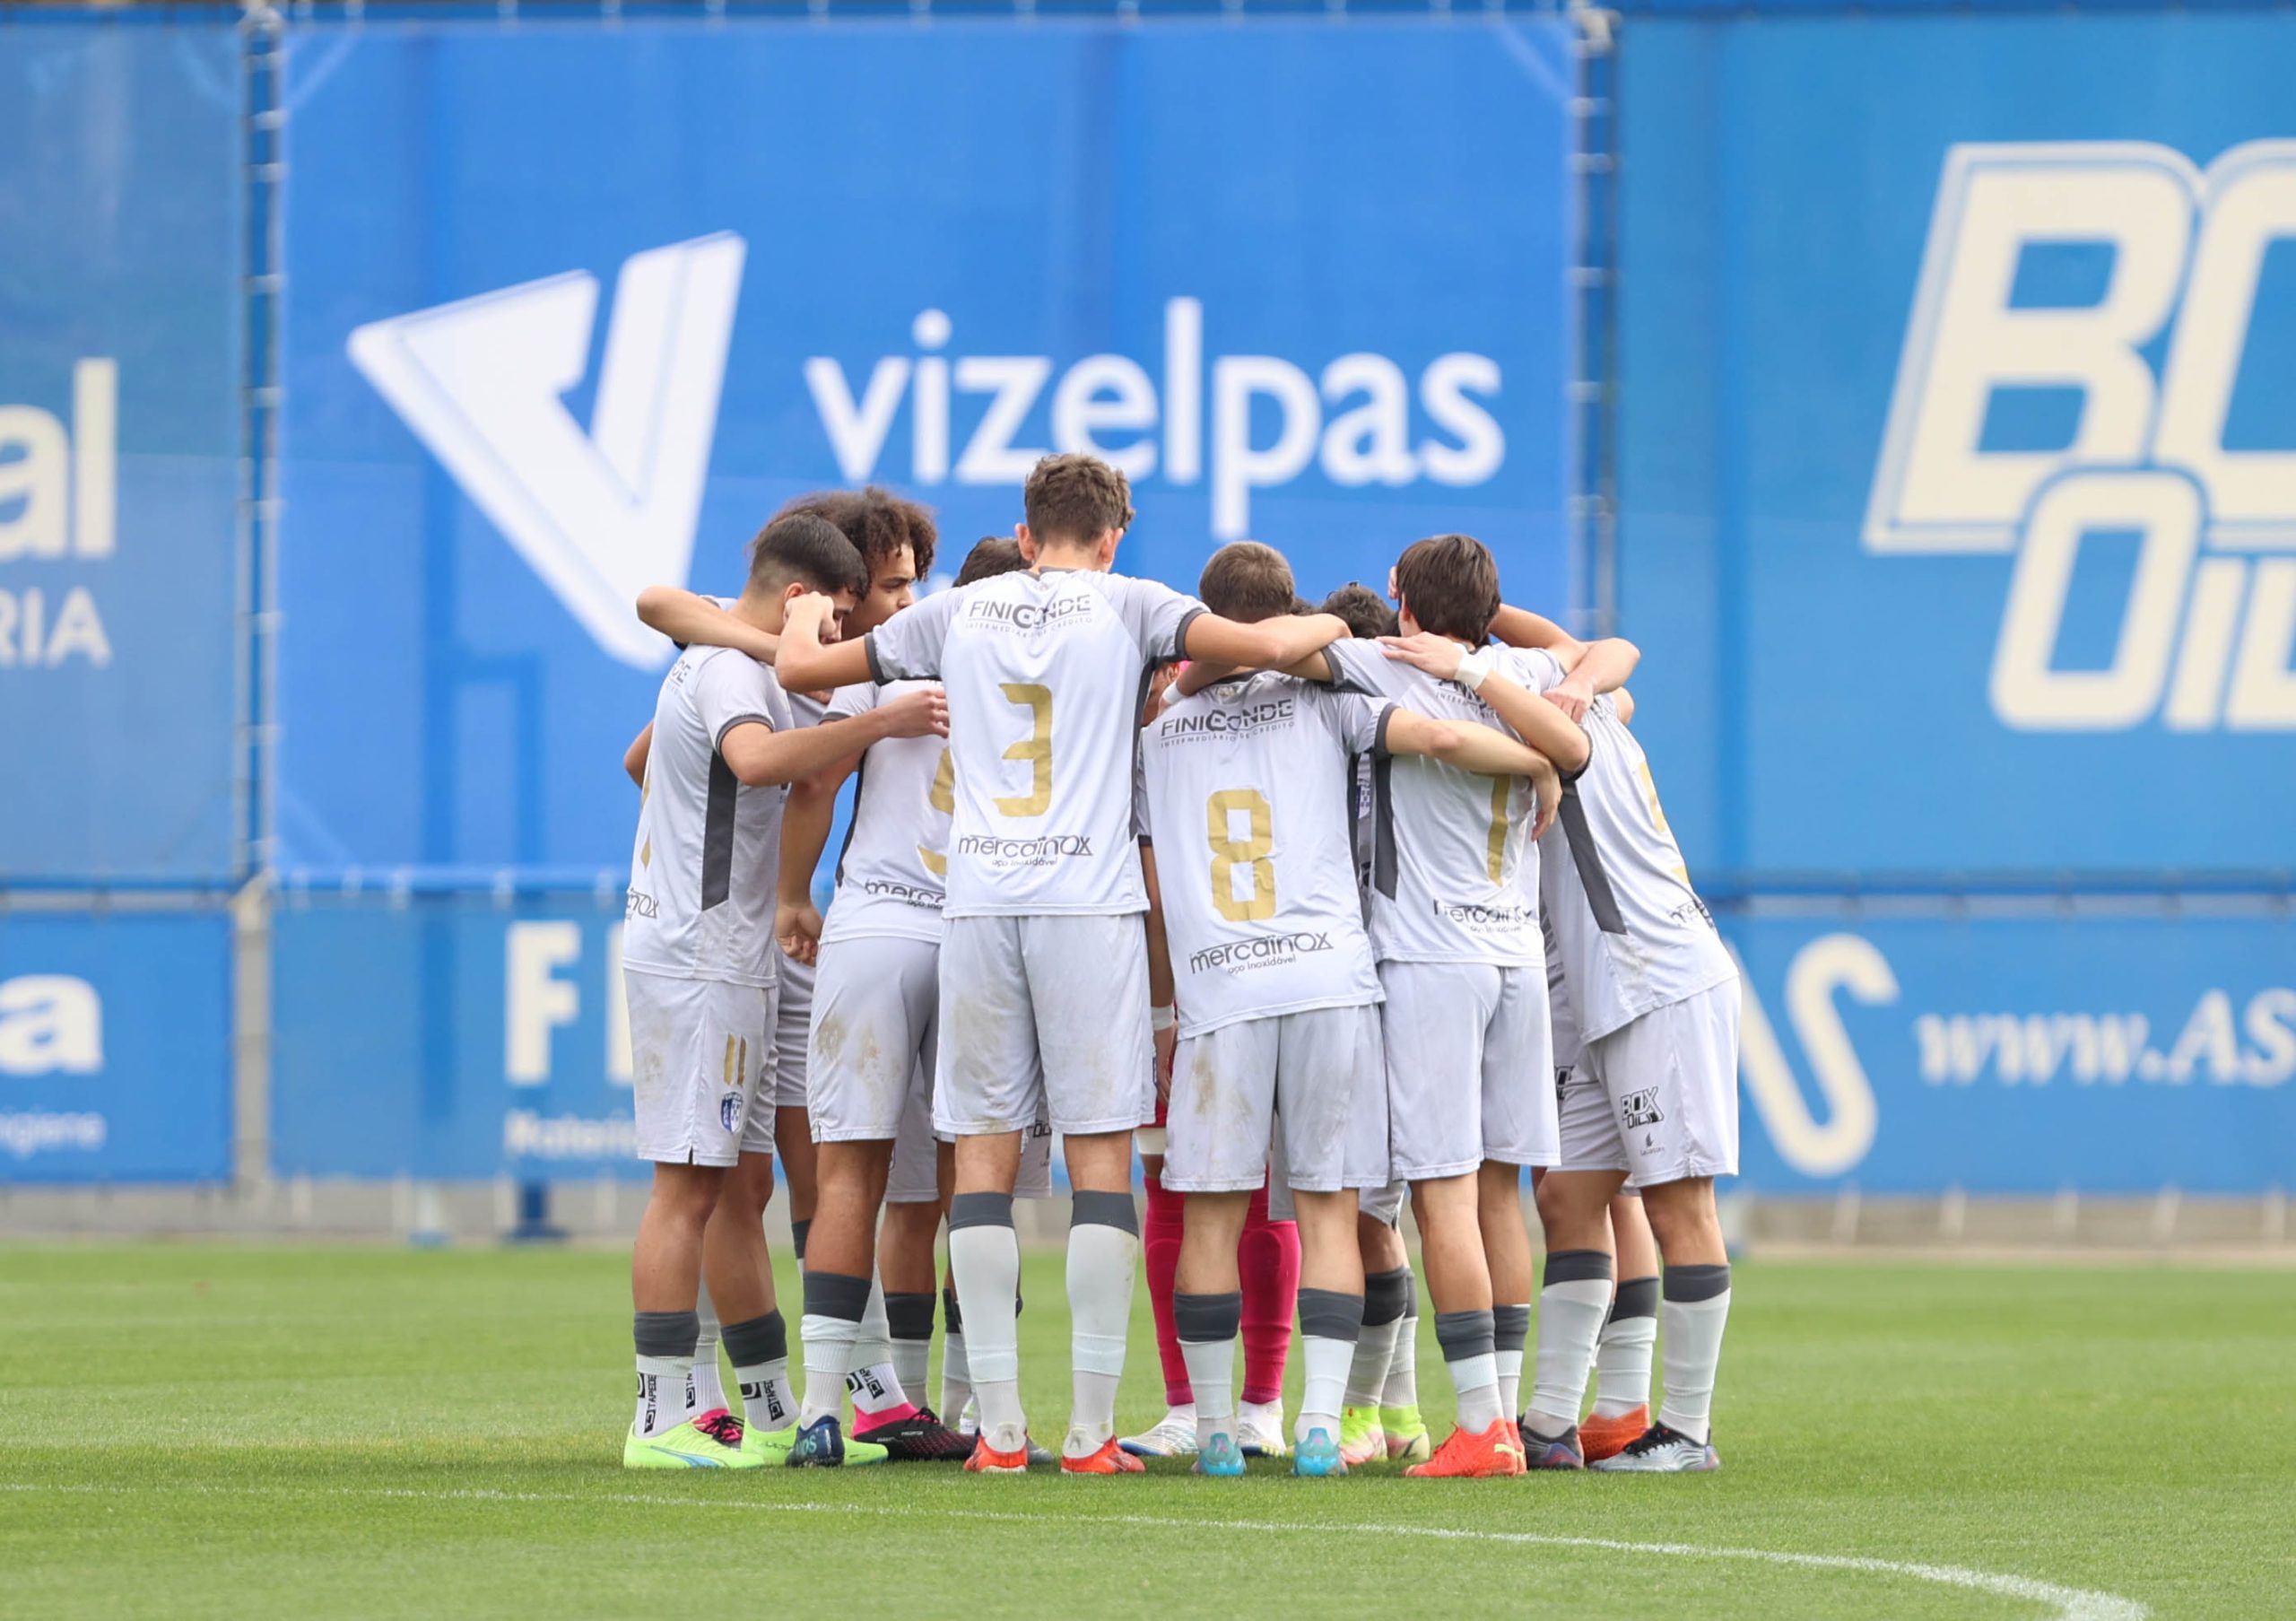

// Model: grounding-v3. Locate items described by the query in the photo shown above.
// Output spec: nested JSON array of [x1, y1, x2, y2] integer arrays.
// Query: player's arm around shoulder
[[635, 585, 779, 665], [1178, 607, 1352, 680], [1381, 707, 1565, 839], [720, 685, 947, 790], [1378, 632, 1592, 777], [1486, 602, 1639, 722]]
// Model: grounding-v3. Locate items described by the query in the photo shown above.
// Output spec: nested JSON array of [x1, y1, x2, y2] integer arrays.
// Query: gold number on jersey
[[918, 747, 956, 876], [995, 684, 1054, 817], [1207, 788, 1277, 922], [1638, 759, 1692, 885], [1484, 775, 1512, 882]]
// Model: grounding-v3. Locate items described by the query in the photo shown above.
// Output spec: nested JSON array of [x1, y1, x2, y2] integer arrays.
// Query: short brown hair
[[955, 536, 1027, 588], [1393, 534, 1500, 641], [1023, 452, 1134, 545], [1321, 582, 1398, 640], [773, 486, 935, 580], [747, 511, 868, 598], [1196, 541, 1296, 624]]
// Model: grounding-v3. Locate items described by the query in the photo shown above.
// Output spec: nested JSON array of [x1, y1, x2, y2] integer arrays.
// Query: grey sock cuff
[[1433, 1308, 1496, 1364], [949, 1191, 1014, 1231], [721, 1309, 787, 1368], [942, 1285, 963, 1335], [1401, 1268, 1420, 1320], [1362, 1265, 1412, 1327], [1544, 1247, 1616, 1287], [634, 1309, 700, 1360], [801, 1270, 871, 1323], [1491, 1303, 1531, 1352], [1609, 1276, 1660, 1323], [1665, 1262, 1732, 1303], [1174, 1290, 1242, 1342], [1071, 1190, 1140, 1235], [1297, 1287, 1365, 1343], [885, 1291, 936, 1343], [790, 1218, 811, 1262]]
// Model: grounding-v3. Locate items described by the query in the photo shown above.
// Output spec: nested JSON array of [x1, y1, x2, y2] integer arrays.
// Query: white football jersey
[[1544, 908, 1584, 1068], [1537, 694, 1736, 1042], [818, 679, 951, 946], [1324, 638, 1564, 967], [864, 567, 1204, 918], [622, 646, 795, 989], [1139, 671, 1387, 1038]]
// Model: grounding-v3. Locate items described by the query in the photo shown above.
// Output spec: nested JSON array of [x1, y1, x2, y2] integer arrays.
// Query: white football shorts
[[625, 968, 775, 1168], [1572, 980, 1742, 1186], [1164, 1004, 1386, 1196], [1378, 958, 1559, 1181]]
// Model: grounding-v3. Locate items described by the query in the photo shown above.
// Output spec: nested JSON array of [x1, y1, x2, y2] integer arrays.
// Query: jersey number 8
[[1207, 788, 1277, 923]]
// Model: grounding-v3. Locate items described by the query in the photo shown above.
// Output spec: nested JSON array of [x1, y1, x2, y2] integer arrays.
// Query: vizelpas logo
[[350, 235, 747, 669], [1868, 141, 2296, 732], [355, 244, 1505, 666]]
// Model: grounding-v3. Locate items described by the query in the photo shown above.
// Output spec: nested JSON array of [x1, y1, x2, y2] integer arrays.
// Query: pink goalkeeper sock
[[1144, 1169, 1192, 1407], [1239, 1182, 1300, 1407]]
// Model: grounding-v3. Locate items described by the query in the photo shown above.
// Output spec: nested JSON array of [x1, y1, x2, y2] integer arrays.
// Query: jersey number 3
[[1208, 788, 1277, 923], [996, 684, 1054, 817]]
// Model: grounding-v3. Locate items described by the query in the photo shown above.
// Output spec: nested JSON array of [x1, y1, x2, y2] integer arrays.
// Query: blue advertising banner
[[1731, 906, 2296, 1194], [0, 908, 234, 1182], [1618, 14, 2296, 881], [0, 22, 246, 882], [271, 890, 643, 1180], [274, 13, 1578, 875]]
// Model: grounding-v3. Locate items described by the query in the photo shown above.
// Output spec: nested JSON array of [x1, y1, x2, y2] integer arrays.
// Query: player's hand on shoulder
[[776, 899, 824, 966], [1378, 631, 1465, 680], [787, 591, 838, 639], [1546, 671, 1595, 722], [880, 685, 949, 739]]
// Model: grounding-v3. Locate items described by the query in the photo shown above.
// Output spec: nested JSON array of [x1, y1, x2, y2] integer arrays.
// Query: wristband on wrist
[[1454, 647, 1494, 693], [1150, 1005, 1177, 1033]]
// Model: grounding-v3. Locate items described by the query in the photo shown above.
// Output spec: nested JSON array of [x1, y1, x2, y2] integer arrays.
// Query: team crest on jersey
[[719, 1092, 742, 1133], [1621, 1088, 1665, 1129]]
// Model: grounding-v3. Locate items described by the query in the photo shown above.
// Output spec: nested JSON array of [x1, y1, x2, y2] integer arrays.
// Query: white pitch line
[[1, 1479, 2147, 1621]]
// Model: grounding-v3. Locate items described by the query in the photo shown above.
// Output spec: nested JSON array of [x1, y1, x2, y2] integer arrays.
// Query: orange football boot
[[963, 1434, 1030, 1474], [1578, 1405, 1650, 1463], [1059, 1437, 1147, 1475], [1404, 1418, 1526, 1479]]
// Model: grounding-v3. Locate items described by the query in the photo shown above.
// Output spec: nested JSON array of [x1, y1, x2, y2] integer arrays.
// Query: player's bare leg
[[948, 1129, 1028, 1469], [1477, 1161, 1535, 1421], [878, 1196, 944, 1404], [1172, 1188, 1251, 1471], [700, 1152, 799, 1452], [1289, 1189, 1366, 1474], [1405, 1173, 1520, 1477], [778, 1104, 818, 1264], [1584, 1192, 1659, 1460], [1594, 1174, 1729, 1471], [795, 1138, 890, 1440], [1059, 1128, 1144, 1474], [1522, 1167, 1626, 1467], [627, 1161, 756, 1464]]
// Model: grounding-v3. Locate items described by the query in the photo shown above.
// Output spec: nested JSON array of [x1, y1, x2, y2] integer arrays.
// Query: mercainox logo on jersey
[[1868, 141, 2296, 733], [806, 300, 1505, 545]]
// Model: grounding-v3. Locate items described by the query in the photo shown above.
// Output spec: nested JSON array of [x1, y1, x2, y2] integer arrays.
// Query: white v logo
[[348, 234, 747, 668]]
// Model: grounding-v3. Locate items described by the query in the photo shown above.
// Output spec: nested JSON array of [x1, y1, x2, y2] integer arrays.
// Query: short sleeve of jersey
[[1496, 645, 1568, 696], [690, 651, 777, 753], [1309, 684, 1391, 757], [1322, 637, 1412, 700], [865, 587, 960, 683], [823, 682, 879, 723], [1114, 575, 1207, 661]]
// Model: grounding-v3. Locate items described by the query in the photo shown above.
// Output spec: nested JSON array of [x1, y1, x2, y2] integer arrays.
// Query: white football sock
[[1345, 1316, 1401, 1407], [891, 1336, 932, 1404], [797, 1315, 859, 1428], [1527, 1278, 1611, 1435], [1593, 1278, 1659, 1418], [634, 1356, 692, 1438], [1180, 1338, 1236, 1450], [1657, 1266, 1732, 1445], [1064, 1203, 1139, 1451], [847, 1277, 896, 1393], [1496, 1349, 1525, 1421], [940, 1326, 972, 1425], [688, 1286, 727, 1413], [1385, 1309, 1421, 1409], [949, 1198, 1025, 1451], [1299, 1336, 1353, 1441], [1448, 1351, 1503, 1433]]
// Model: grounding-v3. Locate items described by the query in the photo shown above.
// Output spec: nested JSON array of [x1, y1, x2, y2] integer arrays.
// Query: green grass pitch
[[3, 1243, 2290, 1618]]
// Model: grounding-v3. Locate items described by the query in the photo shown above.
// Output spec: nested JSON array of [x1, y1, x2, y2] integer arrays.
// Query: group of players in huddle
[[617, 451, 1739, 1479]]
